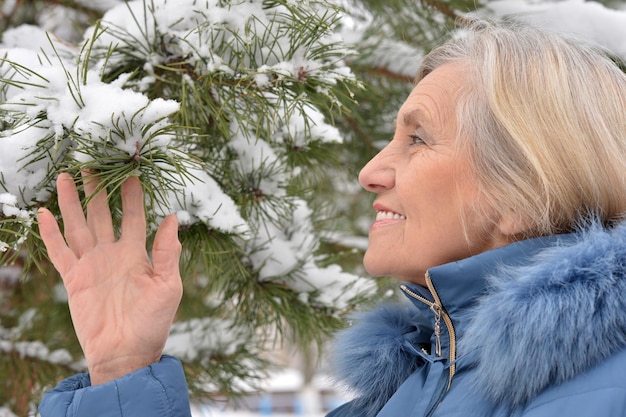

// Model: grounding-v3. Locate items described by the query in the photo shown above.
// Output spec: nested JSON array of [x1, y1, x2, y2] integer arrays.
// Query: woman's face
[[359, 62, 512, 285]]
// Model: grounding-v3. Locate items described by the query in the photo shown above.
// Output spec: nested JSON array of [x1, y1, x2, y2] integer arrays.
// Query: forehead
[[396, 63, 466, 129]]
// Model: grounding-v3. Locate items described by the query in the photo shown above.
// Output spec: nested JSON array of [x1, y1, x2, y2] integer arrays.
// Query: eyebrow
[[399, 109, 425, 128]]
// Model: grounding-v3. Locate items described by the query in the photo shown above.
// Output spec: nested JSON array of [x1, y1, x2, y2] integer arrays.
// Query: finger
[[37, 208, 77, 278], [57, 173, 94, 257], [82, 171, 115, 244], [120, 176, 146, 245], [152, 214, 182, 284]]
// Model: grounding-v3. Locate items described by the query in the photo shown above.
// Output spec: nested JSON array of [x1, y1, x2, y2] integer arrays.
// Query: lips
[[373, 203, 406, 222]]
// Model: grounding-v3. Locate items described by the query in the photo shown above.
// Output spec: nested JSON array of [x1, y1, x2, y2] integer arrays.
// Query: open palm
[[38, 173, 182, 385]]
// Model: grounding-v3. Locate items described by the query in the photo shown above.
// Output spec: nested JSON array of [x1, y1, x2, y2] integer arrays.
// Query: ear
[[497, 210, 529, 238]]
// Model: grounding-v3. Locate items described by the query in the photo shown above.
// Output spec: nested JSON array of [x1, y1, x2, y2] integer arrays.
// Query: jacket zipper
[[400, 272, 457, 389]]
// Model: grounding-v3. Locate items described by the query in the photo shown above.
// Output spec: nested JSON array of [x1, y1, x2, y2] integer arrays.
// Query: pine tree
[[0, 0, 479, 415]]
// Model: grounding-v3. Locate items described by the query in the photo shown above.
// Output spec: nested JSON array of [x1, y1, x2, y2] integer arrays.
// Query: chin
[[362, 255, 387, 277]]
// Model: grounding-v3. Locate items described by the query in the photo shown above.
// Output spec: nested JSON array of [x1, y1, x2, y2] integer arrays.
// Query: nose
[[358, 144, 395, 193]]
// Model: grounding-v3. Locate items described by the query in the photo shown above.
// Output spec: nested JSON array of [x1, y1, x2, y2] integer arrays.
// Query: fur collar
[[331, 221, 626, 414]]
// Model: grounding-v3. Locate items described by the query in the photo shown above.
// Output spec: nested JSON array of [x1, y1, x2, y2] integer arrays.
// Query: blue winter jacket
[[328, 221, 626, 417], [39, 221, 626, 416]]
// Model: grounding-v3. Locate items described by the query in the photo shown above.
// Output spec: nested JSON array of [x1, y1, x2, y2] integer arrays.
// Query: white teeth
[[376, 211, 406, 221]]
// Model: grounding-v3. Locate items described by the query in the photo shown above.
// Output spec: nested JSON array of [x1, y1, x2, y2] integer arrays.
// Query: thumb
[[37, 208, 76, 278], [151, 214, 182, 283]]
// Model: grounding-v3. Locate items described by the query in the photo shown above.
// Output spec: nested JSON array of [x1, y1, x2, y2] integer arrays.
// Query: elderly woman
[[38, 19, 626, 416]]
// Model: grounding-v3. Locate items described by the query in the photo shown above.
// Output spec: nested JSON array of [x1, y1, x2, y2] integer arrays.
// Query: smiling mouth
[[376, 210, 406, 221]]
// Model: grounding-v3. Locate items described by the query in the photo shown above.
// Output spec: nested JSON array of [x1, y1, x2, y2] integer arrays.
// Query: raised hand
[[38, 173, 182, 385]]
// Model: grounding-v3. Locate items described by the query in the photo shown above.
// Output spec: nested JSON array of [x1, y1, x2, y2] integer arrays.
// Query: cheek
[[402, 172, 459, 220]]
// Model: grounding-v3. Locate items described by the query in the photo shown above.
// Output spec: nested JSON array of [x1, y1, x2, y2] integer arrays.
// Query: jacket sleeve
[[39, 355, 192, 417]]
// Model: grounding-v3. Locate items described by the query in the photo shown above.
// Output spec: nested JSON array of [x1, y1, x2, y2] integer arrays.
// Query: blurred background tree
[[1, 0, 625, 415]]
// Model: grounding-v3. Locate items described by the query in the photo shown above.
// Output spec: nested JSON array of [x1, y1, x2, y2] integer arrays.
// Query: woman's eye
[[408, 134, 425, 145]]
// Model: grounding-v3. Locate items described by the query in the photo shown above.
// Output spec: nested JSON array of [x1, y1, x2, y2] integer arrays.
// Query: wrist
[[88, 354, 162, 385]]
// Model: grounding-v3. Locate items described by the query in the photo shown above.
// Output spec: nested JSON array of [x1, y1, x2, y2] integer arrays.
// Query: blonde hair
[[417, 19, 626, 237]]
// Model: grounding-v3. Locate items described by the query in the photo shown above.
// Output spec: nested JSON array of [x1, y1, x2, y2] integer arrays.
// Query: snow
[[0, 406, 17, 417], [0, 339, 73, 365], [277, 102, 344, 146], [338, 4, 424, 79], [340, 0, 626, 82], [165, 317, 244, 360], [0, 194, 31, 224], [0, 124, 52, 204], [1, 0, 16, 15], [0, 264, 21, 287], [37, 6, 89, 42], [485, 0, 626, 59], [188, 369, 350, 416], [160, 162, 250, 234], [230, 131, 285, 198], [0, 309, 77, 368], [75, 0, 123, 13], [301, 264, 377, 310], [0, 25, 76, 58]]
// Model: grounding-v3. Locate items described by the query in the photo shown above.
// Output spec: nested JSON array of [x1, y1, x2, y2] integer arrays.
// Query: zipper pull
[[431, 303, 442, 357]]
